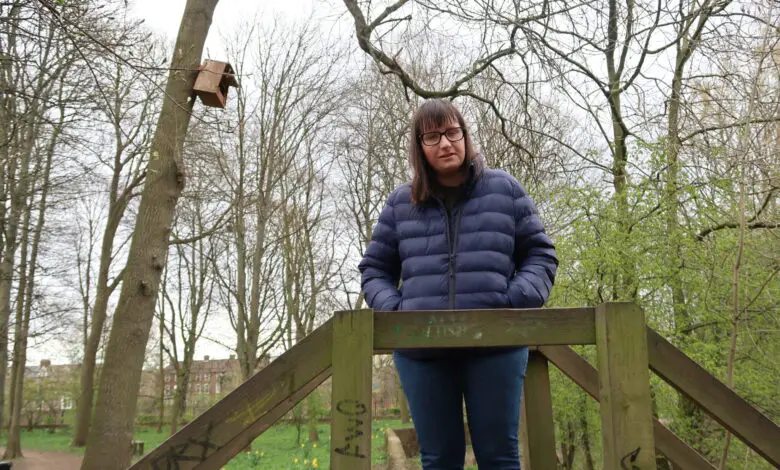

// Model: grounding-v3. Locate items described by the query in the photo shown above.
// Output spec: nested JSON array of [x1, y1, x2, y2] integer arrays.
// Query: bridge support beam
[[522, 351, 557, 469]]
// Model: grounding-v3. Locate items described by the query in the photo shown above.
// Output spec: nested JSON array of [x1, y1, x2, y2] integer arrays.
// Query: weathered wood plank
[[129, 320, 333, 470], [522, 351, 558, 470], [595, 303, 656, 469], [539, 344, 716, 470], [331, 310, 373, 469], [374, 307, 596, 350], [647, 328, 780, 468], [193, 368, 331, 470]]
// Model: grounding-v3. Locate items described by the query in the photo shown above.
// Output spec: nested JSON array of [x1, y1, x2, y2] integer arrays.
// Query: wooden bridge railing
[[129, 303, 780, 470]]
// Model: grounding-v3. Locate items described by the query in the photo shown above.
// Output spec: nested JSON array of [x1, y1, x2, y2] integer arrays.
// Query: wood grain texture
[[193, 369, 331, 470], [374, 307, 596, 349], [595, 303, 656, 469], [331, 310, 374, 469], [523, 352, 558, 470]]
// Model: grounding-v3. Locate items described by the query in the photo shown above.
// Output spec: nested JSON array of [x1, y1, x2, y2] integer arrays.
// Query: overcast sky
[[129, 0, 334, 43]]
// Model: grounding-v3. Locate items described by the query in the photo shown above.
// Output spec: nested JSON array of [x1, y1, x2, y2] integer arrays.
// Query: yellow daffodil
[[312, 443, 317, 448], [294, 457, 299, 463], [312, 458, 319, 468]]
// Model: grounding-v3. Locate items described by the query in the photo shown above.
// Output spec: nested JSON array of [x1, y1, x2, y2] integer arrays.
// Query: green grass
[[12, 419, 406, 468], [224, 419, 402, 469], [9, 428, 84, 454]]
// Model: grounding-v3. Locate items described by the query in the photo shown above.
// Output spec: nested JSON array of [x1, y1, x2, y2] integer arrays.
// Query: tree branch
[[697, 221, 779, 241], [681, 117, 780, 142], [342, 0, 518, 99], [169, 203, 233, 246]]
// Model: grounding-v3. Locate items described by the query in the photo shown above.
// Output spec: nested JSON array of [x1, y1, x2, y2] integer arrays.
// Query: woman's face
[[420, 118, 466, 182]]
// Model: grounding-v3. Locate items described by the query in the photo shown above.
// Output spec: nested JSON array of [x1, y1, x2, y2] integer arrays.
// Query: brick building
[[162, 354, 272, 417]]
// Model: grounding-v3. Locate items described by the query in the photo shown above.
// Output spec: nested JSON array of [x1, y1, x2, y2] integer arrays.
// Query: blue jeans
[[393, 347, 529, 470]]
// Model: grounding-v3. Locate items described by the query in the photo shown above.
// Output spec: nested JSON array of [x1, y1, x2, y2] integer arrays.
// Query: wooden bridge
[[129, 303, 780, 469]]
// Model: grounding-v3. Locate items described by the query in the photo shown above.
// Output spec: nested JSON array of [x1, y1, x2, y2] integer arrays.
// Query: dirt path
[[0, 448, 83, 470]]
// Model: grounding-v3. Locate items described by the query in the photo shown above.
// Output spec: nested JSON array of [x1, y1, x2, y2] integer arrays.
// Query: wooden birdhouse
[[193, 59, 239, 108]]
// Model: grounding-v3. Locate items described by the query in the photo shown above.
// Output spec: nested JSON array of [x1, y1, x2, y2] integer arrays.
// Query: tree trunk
[[0, 116, 30, 442], [0, 2, 19, 440], [157, 314, 165, 434], [74, 63, 142, 446], [664, 16, 711, 450], [307, 394, 319, 443], [4, 198, 31, 459], [80, 1, 219, 468], [581, 411, 595, 470], [4, 102, 56, 457], [168, 346, 195, 436], [234, 212, 250, 379], [718, 162, 745, 470], [718, 65, 758, 470], [168, 371, 190, 436], [72, 197, 128, 446], [559, 420, 576, 469]]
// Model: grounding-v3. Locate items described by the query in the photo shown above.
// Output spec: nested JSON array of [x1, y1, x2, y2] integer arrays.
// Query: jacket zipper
[[444, 205, 464, 310]]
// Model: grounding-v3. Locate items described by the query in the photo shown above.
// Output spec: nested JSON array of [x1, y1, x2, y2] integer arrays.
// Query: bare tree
[[81, 1, 219, 468], [3, 70, 64, 457], [211, 17, 342, 381], [159, 209, 216, 435], [280, 138, 346, 442], [71, 38, 159, 449], [332, 65, 414, 310], [0, 0, 86, 440]]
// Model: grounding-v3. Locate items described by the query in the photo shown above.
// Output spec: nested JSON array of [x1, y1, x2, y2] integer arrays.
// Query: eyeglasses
[[419, 127, 464, 146]]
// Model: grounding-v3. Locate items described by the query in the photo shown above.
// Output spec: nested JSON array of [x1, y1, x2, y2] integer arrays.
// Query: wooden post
[[331, 310, 373, 469], [522, 351, 557, 470], [595, 303, 656, 469]]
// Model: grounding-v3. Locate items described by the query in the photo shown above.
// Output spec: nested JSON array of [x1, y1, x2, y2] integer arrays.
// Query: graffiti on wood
[[227, 378, 288, 426], [620, 447, 641, 470], [334, 399, 368, 459], [151, 423, 220, 469]]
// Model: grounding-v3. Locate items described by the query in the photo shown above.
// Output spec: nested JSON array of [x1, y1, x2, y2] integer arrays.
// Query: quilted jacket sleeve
[[507, 178, 558, 308], [358, 190, 402, 311]]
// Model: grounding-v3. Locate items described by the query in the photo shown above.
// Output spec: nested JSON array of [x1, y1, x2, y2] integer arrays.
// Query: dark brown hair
[[408, 99, 482, 204]]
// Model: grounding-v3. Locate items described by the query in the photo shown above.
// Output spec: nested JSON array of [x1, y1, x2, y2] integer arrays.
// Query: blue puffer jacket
[[359, 166, 558, 314]]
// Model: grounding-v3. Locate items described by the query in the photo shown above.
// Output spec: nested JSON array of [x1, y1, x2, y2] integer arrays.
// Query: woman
[[359, 99, 558, 469]]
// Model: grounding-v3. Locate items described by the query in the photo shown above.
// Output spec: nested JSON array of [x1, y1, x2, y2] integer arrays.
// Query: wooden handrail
[[129, 305, 780, 470], [129, 320, 333, 470], [189, 369, 331, 470], [647, 329, 780, 467], [539, 344, 716, 469], [374, 307, 596, 349]]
